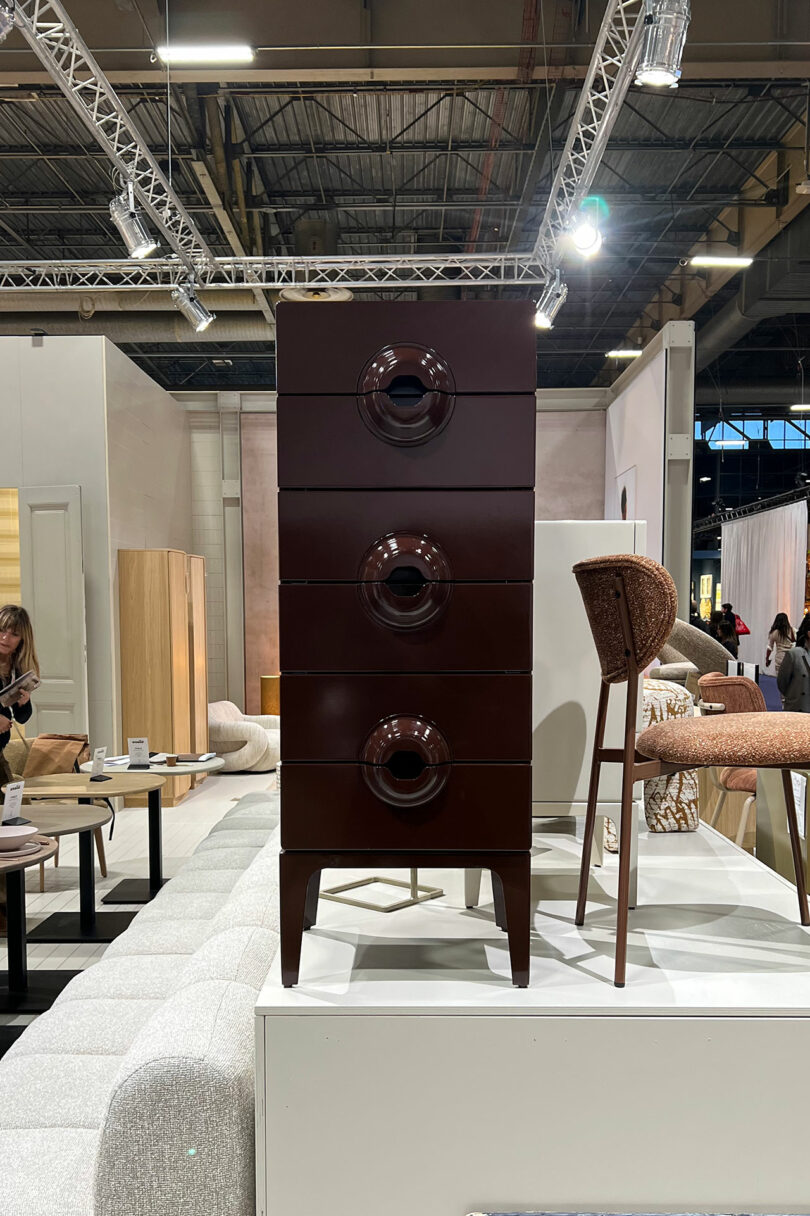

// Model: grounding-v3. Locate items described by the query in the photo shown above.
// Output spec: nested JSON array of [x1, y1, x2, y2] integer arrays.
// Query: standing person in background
[[716, 619, 739, 659], [765, 613, 795, 678], [721, 602, 737, 633], [777, 615, 810, 712], [689, 600, 706, 632], [0, 605, 39, 788]]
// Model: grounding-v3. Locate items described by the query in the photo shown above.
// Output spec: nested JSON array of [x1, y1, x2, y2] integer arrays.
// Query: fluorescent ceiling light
[[606, 348, 642, 358], [534, 272, 568, 330], [712, 439, 746, 447], [690, 254, 753, 268], [699, 476, 711, 482], [570, 220, 602, 258], [635, 0, 691, 89], [156, 44, 254, 64], [172, 283, 216, 332], [790, 403, 810, 412]]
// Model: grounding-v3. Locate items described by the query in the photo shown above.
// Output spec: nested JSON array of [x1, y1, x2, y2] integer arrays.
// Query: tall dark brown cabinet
[[277, 301, 536, 987]]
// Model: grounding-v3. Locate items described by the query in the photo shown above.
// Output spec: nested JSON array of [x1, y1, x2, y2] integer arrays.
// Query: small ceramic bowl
[[0, 825, 39, 852]]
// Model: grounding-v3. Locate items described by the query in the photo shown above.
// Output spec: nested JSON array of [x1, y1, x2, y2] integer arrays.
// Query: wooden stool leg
[[53, 840, 59, 869], [490, 854, 531, 988], [491, 872, 507, 931], [303, 870, 321, 931], [39, 862, 45, 894], [464, 868, 482, 909], [94, 827, 107, 878], [576, 680, 610, 926], [280, 852, 319, 987], [614, 675, 639, 988], [781, 771, 810, 926]]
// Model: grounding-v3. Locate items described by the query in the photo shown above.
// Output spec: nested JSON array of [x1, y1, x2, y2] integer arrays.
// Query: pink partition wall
[[241, 413, 279, 714]]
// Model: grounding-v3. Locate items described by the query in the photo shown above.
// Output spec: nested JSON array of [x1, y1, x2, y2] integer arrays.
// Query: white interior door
[[18, 485, 88, 736]]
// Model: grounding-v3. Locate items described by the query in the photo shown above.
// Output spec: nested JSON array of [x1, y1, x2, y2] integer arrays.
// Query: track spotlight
[[0, 0, 14, 42], [635, 0, 691, 89], [534, 272, 568, 330], [172, 283, 215, 333], [570, 219, 602, 258], [110, 180, 159, 259]]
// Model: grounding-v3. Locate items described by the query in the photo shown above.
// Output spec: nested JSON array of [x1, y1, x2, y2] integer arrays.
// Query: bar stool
[[573, 553, 809, 987]]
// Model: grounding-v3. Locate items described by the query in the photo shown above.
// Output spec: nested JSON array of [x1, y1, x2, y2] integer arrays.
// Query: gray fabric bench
[[0, 790, 281, 1216]]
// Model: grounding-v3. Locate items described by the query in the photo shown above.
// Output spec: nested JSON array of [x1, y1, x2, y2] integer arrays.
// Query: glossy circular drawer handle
[[357, 343, 456, 446], [358, 532, 452, 630], [361, 714, 451, 808]]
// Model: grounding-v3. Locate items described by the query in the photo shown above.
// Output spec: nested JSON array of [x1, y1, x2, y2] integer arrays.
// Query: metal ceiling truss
[[1, 0, 646, 295], [10, 0, 215, 275], [532, 0, 645, 267], [0, 252, 547, 291]]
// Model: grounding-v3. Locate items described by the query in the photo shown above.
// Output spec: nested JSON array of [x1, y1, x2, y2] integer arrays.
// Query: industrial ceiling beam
[[10, 0, 216, 275]]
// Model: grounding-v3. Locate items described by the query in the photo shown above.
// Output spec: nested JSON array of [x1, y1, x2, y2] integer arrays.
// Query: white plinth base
[[256, 819, 810, 1216]]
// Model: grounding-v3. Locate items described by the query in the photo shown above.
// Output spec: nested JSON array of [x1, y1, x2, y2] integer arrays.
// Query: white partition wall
[[532, 519, 645, 818]]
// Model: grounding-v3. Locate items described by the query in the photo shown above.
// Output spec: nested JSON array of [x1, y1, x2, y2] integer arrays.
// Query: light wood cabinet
[[119, 549, 208, 806]]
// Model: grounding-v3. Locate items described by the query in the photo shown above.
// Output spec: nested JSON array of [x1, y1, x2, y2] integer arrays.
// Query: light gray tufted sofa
[[0, 789, 281, 1216]]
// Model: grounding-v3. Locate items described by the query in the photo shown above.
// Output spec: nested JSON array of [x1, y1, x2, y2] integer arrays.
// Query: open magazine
[[0, 670, 41, 709]]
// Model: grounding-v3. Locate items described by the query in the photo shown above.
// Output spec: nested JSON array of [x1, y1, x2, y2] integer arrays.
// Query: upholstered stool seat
[[718, 766, 757, 795], [637, 711, 810, 769]]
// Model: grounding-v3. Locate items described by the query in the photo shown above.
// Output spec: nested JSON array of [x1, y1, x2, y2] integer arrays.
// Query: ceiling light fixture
[[606, 348, 642, 359], [790, 403, 810, 412], [534, 271, 568, 330], [172, 283, 216, 333], [109, 179, 159, 259], [712, 439, 746, 448], [690, 254, 753, 268], [570, 219, 602, 258], [699, 476, 711, 482], [635, 0, 691, 89], [156, 43, 255, 65]]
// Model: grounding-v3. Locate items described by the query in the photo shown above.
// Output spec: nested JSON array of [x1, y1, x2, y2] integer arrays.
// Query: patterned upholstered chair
[[573, 553, 809, 987], [698, 672, 765, 846]]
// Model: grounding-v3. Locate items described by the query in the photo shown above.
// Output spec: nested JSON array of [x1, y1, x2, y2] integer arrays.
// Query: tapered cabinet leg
[[280, 852, 318, 987], [782, 771, 810, 926], [576, 680, 609, 926], [491, 872, 507, 931], [491, 854, 531, 988], [303, 870, 321, 931]]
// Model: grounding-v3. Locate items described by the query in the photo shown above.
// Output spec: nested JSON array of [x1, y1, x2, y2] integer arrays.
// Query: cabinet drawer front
[[279, 489, 534, 582], [280, 674, 531, 762], [276, 300, 536, 394], [277, 396, 535, 489], [279, 583, 532, 673], [281, 763, 531, 851]]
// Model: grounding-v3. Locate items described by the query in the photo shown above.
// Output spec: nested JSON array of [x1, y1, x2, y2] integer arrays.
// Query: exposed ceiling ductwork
[[696, 206, 810, 373], [0, 313, 274, 342]]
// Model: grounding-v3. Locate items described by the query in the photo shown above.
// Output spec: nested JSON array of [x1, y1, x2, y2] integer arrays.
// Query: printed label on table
[[91, 746, 107, 777], [2, 781, 24, 823], [127, 737, 150, 767]]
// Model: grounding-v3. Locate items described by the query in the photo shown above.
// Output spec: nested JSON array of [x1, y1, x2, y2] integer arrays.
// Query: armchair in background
[[656, 618, 731, 693], [208, 701, 280, 772]]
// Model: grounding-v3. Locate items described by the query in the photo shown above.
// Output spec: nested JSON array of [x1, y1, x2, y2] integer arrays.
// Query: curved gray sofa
[[656, 618, 730, 685], [0, 789, 280, 1216]]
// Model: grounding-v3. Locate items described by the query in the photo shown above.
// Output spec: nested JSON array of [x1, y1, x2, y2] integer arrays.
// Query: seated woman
[[0, 604, 39, 787]]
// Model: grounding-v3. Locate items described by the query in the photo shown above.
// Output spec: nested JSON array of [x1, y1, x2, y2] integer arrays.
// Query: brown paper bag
[[22, 733, 90, 778]]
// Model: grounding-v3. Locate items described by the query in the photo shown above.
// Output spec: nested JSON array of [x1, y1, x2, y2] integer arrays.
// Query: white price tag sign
[[2, 781, 24, 823], [91, 746, 107, 777], [127, 737, 150, 767]]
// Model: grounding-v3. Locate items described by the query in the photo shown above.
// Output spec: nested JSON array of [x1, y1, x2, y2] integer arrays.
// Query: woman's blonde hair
[[0, 604, 40, 677]]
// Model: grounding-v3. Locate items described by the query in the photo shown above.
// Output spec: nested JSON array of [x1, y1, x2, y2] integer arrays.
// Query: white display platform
[[256, 820, 810, 1216]]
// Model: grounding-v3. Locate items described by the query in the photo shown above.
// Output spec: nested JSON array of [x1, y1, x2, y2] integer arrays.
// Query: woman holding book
[[0, 604, 39, 787]]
